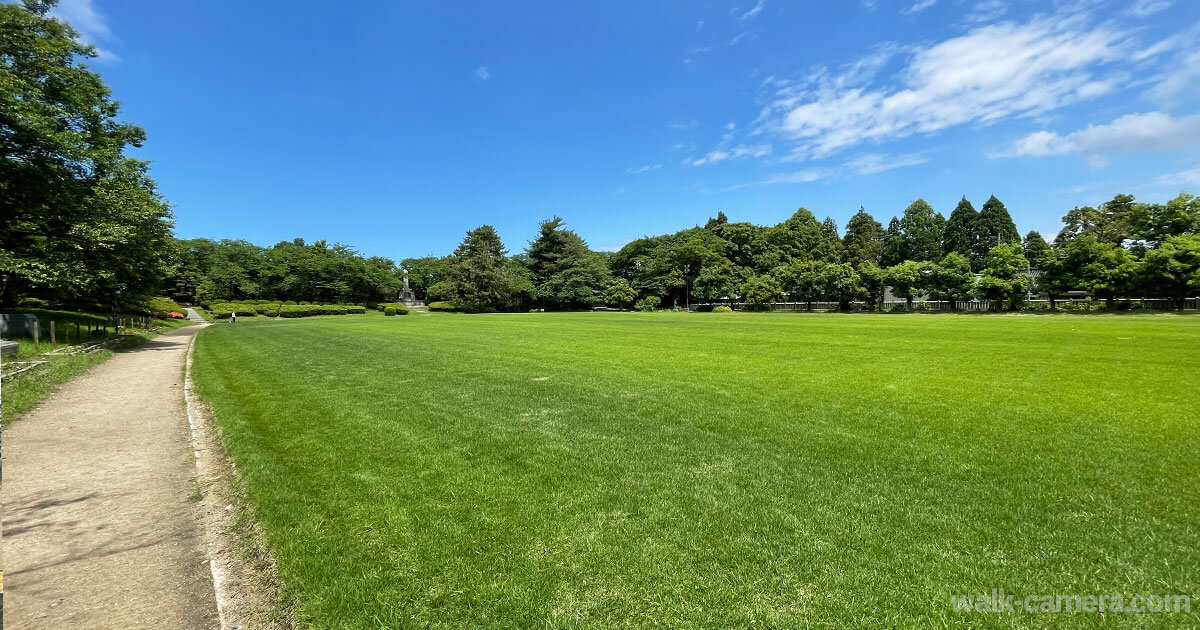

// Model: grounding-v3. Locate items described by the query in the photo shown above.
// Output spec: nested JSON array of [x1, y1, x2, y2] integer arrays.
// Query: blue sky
[[52, 0, 1200, 259]]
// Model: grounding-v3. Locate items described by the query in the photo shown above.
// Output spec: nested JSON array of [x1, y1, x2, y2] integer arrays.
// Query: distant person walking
[[230, 311, 237, 324]]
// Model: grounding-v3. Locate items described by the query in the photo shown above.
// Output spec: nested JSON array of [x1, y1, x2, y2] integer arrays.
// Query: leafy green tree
[[1140, 233, 1200, 310], [1, 2, 173, 306], [842, 207, 885, 266], [819, 263, 863, 311], [900, 199, 944, 262], [401, 256, 449, 300], [974, 243, 1029, 310], [767, 208, 832, 265], [774, 260, 825, 311], [856, 261, 886, 311], [693, 259, 743, 304], [740, 274, 783, 310], [1127, 192, 1199, 246], [883, 260, 929, 311], [972, 196, 1020, 269], [929, 252, 974, 309], [602, 278, 637, 309]]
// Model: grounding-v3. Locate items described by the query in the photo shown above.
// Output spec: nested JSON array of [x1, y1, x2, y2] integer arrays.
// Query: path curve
[[2, 325, 219, 629]]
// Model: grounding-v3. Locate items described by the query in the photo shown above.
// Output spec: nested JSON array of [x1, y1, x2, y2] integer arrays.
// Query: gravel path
[[2, 325, 219, 629]]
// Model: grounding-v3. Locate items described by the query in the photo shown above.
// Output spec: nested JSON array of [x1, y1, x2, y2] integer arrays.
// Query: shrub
[[712, 305, 733, 313], [634, 296, 660, 312], [283, 300, 296, 305], [375, 303, 409, 315], [913, 300, 931, 312], [428, 301, 458, 312], [384, 306, 397, 316], [345, 305, 367, 314], [255, 302, 280, 316], [18, 297, 49, 308]]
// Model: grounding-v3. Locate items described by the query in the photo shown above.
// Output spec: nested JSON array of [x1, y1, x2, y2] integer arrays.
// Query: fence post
[[50, 321, 56, 348], [34, 321, 40, 351]]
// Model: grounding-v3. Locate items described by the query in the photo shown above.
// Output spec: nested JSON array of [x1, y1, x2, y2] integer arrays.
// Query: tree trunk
[[1106, 295, 1114, 311], [806, 299, 812, 312], [1049, 295, 1057, 310], [906, 295, 913, 311]]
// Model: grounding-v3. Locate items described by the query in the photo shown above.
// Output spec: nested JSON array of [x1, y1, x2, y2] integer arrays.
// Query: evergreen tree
[[842, 207, 885, 266], [526, 216, 608, 309], [820, 216, 844, 262], [880, 217, 907, 267], [943, 197, 978, 259], [1022, 231, 1051, 270], [445, 225, 517, 312], [972, 196, 1020, 268], [899, 199, 944, 262]]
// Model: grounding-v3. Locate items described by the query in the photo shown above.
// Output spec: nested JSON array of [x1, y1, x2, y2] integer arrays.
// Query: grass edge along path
[[191, 312, 1200, 628], [2, 316, 192, 423]]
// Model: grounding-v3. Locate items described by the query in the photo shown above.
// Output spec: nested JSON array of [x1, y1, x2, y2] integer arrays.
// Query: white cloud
[[50, 0, 119, 62], [1128, 0, 1172, 17], [738, 0, 765, 23], [845, 152, 929, 174], [1153, 165, 1200, 186], [687, 144, 772, 166], [990, 111, 1200, 166], [862, 0, 878, 12], [761, 169, 827, 184], [758, 14, 1133, 159], [902, 0, 938, 15], [475, 66, 491, 80], [626, 164, 661, 175], [963, 0, 1008, 24], [1148, 48, 1200, 103]]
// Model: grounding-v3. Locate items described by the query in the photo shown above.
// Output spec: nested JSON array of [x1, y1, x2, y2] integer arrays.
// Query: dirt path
[[2, 325, 219, 629]]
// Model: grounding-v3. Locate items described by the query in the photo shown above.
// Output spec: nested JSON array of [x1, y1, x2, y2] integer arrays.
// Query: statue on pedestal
[[398, 269, 425, 308]]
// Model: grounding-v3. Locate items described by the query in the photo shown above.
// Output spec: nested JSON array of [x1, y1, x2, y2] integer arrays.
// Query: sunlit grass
[[192, 312, 1200, 628]]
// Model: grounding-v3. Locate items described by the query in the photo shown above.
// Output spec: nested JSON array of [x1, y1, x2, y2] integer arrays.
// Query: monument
[[398, 269, 426, 309]]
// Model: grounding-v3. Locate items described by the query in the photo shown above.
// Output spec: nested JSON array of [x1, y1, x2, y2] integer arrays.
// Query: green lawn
[[191, 312, 1200, 628]]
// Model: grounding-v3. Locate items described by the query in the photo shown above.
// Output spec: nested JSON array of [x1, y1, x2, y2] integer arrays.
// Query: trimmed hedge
[[211, 303, 258, 319], [427, 301, 458, 312], [375, 302, 411, 315], [384, 306, 396, 316], [712, 305, 733, 313], [276, 303, 368, 318]]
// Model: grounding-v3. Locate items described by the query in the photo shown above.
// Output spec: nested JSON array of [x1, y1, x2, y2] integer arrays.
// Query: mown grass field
[[191, 312, 1200, 628]]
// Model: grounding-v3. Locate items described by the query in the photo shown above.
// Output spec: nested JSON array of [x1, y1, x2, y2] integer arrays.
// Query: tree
[[856, 261, 886, 311], [974, 243, 1029, 310], [444, 225, 518, 312], [929, 252, 974, 310], [526, 216, 609, 309], [819, 263, 863, 311], [883, 260, 930, 311], [1140, 233, 1200, 310], [1, 2, 173, 306], [774, 260, 826, 311], [881, 217, 907, 267], [1127, 192, 1200, 246], [602, 278, 638, 309], [972, 196, 1020, 269], [900, 199, 944, 262], [693, 259, 743, 304], [820, 216, 845, 262], [741, 274, 783, 310], [842, 207, 885, 267], [943, 197, 978, 260], [400, 256, 449, 300], [1022, 231, 1051, 269], [767, 208, 831, 264]]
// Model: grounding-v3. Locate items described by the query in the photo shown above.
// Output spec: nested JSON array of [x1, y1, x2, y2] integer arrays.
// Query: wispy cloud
[[50, 0, 119, 62], [1153, 165, 1200, 186], [902, 0, 938, 15], [1128, 0, 1172, 18], [738, 0, 766, 23], [845, 152, 929, 174], [687, 144, 772, 166], [862, 0, 878, 13], [626, 164, 661, 175], [989, 111, 1200, 166], [963, 0, 1008, 24], [475, 66, 491, 80], [756, 12, 1134, 160]]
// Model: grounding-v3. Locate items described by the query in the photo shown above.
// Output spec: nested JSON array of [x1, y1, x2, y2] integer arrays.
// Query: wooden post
[[33, 321, 40, 351], [50, 321, 56, 348]]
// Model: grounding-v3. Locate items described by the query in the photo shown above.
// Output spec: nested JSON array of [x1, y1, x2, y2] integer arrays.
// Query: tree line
[[410, 191, 1198, 313]]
